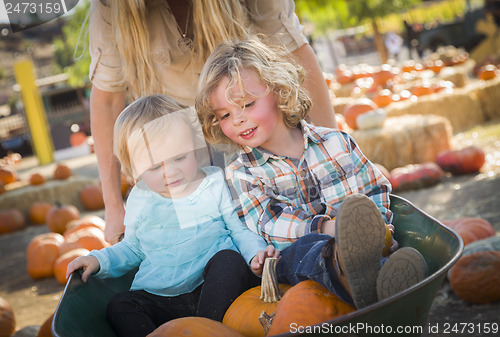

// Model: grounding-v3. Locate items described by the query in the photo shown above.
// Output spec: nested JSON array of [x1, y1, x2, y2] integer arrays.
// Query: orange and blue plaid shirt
[[226, 121, 393, 250]]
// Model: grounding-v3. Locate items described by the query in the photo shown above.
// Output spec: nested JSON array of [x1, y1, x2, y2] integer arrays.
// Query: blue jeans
[[276, 233, 353, 305]]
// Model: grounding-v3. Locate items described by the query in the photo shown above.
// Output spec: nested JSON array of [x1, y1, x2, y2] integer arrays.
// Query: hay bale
[[466, 77, 500, 121], [0, 176, 98, 215], [332, 96, 356, 115], [351, 115, 452, 171], [385, 88, 484, 133]]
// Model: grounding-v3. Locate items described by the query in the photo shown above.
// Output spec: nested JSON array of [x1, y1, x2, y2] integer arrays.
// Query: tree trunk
[[372, 18, 388, 64]]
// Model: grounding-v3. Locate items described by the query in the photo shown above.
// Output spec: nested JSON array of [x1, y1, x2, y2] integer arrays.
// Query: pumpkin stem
[[259, 311, 274, 335], [260, 257, 282, 303]]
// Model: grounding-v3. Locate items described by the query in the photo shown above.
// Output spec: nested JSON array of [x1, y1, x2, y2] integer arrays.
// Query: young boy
[[196, 37, 427, 309]]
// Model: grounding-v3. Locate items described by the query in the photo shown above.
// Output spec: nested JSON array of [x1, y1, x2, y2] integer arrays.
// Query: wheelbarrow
[[52, 195, 463, 337]]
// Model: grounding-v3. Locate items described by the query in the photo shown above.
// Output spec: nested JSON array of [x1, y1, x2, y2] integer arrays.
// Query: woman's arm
[[292, 43, 338, 129], [90, 86, 127, 244]]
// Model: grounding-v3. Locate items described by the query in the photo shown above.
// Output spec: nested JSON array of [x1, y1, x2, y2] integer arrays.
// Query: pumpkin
[[267, 280, 355, 336], [478, 64, 497, 81], [0, 209, 26, 234], [0, 166, 17, 185], [54, 248, 90, 285], [425, 59, 444, 74], [59, 227, 109, 256], [37, 313, 54, 337], [448, 236, 500, 304], [0, 183, 5, 194], [435, 146, 486, 175], [29, 173, 45, 185], [223, 258, 291, 337], [53, 164, 71, 180], [28, 202, 54, 225], [371, 64, 395, 86], [411, 85, 434, 97], [79, 185, 105, 210], [382, 225, 393, 257], [0, 296, 15, 337], [45, 203, 80, 234], [372, 89, 393, 108], [147, 317, 244, 337], [443, 217, 495, 246], [26, 233, 64, 279], [343, 99, 377, 130], [389, 162, 444, 192], [69, 132, 87, 147], [63, 215, 106, 238]]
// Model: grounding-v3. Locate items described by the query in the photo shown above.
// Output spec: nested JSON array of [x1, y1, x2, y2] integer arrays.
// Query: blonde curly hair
[[195, 36, 311, 146]]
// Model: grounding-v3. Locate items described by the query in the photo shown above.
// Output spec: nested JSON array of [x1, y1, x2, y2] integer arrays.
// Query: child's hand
[[66, 255, 100, 283], [250, 245, 280, 276]]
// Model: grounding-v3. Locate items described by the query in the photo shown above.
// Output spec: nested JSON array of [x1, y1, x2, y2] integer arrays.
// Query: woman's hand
[[250, 245, 280, 276], [66, 255, 100, 283]]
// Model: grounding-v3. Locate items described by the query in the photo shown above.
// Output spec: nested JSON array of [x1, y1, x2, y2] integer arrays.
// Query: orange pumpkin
[[342, 99, 377, 130], [54, 248, 90, 285], [448, 236, 500, 304], [37, 313, 54, 337], [223, 258, 291, 337], [26, 233, 65, 279], [435, 146, 486, 175], [79, 185, 105, 210], [0, 208, 26, 234], [478, 64, 497, 81], [28, 202, 54, 225], [53, 164, 71, 180], [29, 173, 45, 185], [45, 203, 80, 234], [267, 280, 355, 336], [0, 296, 16, 337], [0, 166, 17, 185], [443, 218, 495, 246], [59, 227, 109, 256], [147, 317, 244, 337], [63, 215, 106, 239], [69, 132, 87, 147], [389, 162, 444, 192], [372, 89, 393, 108], [0, 183, 5, 194], [411, 85, 434, 97]]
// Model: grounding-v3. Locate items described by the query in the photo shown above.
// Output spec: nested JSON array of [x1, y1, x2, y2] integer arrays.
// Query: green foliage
[[53, 0, 90, 87]]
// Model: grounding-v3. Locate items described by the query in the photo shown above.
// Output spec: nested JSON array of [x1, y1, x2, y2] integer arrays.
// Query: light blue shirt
[[90, 166, 268, 296]]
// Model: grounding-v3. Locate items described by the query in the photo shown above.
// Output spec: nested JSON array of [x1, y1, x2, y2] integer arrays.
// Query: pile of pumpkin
[[26, 212, 110, 285], [442, 218, 500, 305], [373, 145, 486, 192], [147, 258, 356, 337]]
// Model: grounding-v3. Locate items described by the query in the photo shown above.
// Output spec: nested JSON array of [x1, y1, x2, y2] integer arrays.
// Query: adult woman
[[89, 0, 337, 244]]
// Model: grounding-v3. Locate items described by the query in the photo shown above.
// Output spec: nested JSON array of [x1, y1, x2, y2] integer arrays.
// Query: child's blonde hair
[[114, 94, 203, 180], [195, 36, 312, 146]]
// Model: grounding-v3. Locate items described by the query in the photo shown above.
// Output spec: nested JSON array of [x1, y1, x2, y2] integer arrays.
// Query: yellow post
[[13, 59, 54, 165]]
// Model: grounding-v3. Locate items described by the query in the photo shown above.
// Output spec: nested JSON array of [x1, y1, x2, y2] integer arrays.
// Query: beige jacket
[[89, 0, 308, 106]]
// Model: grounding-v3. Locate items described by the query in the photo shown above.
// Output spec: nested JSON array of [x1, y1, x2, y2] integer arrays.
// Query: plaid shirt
[[226, 121, 393, 250]]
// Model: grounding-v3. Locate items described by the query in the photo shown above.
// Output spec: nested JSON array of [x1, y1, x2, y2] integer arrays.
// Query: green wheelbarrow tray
[[52, 195, 463, 337]]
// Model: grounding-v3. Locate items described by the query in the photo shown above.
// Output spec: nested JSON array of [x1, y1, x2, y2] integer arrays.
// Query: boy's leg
[[334, 193, 387, 309], [276, 233, 352, 304], [197, 249, 260, 321], [377, 247, 428, 300], [106, 289, 199, 337]]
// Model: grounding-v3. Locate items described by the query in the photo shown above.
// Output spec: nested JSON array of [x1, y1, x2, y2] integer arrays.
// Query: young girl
[[196, 37, 427, 309], [66, 95, 278, 337]]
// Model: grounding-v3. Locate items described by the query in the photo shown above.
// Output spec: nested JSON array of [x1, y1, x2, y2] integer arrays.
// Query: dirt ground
[[0, 120, 499, 336]]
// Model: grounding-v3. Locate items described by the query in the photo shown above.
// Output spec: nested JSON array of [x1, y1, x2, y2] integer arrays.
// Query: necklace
[[176, 5, 193, 54]]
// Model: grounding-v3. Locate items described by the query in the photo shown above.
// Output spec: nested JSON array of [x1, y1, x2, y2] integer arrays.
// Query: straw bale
[[439, 66, 469, 88], [0, 176, 98, 215], [351, 115, 452, 171], [384, 88, 484, 133], [466, 77, 500, 121], [332, 96, 356, 115]]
